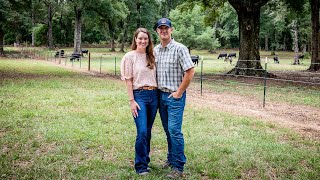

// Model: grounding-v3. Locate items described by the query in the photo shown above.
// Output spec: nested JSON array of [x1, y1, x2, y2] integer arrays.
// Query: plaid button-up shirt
[[154, 39, 194, 92]]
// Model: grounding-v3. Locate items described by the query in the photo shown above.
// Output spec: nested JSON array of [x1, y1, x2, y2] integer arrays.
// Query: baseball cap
[[153, 18, 172, 30]]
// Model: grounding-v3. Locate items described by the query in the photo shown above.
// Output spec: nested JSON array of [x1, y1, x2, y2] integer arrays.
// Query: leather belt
[[138, 86, 157, 90], [160, 88, 174, 93]]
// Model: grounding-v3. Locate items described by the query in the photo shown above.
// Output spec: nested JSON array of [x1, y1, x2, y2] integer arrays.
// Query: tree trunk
[[136, 3, 141, 29], [74, 7, 82, 54], [274, 30, 278, 51], [0, 29, 4, 56], [283, 34, 286, 50], [120, 21, 127, 53], [60, 9, 63, 46], [292, 20, 300, 65], [108, 19, 115, 52], [31, 4, 35, 47], [302, 43, 306, 54], [227, 0, 270, 76], [48, 2, 54, 49], [265, 33, 268, 51], [308, 0, 320, 71]]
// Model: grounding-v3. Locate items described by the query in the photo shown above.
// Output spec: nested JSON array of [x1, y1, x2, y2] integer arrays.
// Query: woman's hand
[[130, 100, 141, 118]]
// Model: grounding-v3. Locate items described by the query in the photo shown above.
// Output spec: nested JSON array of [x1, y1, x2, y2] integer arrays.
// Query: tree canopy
[[0, 0, 318, 71]]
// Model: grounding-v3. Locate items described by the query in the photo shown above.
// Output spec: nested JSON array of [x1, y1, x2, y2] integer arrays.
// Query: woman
[[120, 28, 158, 176]]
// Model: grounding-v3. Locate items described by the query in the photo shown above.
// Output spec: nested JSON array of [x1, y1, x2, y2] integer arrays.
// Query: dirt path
[[187, 85, 320, 140]]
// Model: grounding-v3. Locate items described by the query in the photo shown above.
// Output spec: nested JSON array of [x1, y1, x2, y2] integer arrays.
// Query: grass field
[[0, 58, 319, 179]]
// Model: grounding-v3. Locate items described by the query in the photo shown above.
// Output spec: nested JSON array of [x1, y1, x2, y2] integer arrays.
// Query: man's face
[[156, 25, 173, 41]]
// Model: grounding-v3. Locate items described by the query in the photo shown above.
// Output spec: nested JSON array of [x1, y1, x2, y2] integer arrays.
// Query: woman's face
[[135, 32, 149, 50]]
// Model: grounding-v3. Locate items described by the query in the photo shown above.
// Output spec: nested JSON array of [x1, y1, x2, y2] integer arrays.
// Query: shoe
[[138, 171, 149, 176], [162, 161, 172, 169], [167, 169, 183, 179]]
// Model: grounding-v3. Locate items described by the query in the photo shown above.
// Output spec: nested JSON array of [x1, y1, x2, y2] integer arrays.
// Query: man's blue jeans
[[158, 90, 187, 172], [133, 89, 158, 174]]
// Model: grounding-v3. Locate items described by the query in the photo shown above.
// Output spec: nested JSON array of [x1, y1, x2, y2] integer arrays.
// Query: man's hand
[[168, 91, 182, 99]]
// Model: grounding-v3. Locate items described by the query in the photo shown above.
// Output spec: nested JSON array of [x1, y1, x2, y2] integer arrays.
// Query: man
[[154, 17, 195, 179]]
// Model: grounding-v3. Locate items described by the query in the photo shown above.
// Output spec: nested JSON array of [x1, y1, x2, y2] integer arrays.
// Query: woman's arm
[[125, 79, 140, 118]]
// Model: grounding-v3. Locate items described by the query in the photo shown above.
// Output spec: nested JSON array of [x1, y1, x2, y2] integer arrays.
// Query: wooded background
[[0, 0, 319, 73]]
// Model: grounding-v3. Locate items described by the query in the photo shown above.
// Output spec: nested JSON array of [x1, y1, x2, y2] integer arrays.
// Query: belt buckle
[[147, 86, 154, 90]]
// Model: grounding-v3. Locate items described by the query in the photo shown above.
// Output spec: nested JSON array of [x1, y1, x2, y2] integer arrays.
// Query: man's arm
[[170, 67, 195, 98]]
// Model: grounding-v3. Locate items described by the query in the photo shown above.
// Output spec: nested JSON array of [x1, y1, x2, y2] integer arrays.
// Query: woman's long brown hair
[[131, 28, 155, 69]]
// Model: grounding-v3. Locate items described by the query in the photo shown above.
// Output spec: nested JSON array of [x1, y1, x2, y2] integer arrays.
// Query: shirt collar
[[160, 39, 175, 50]]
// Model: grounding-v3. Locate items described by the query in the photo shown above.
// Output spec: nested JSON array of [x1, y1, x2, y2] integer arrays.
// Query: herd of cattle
[[190, 52, 305, 66], [54, 49, 89, 61], [55, 50, 305, 65]]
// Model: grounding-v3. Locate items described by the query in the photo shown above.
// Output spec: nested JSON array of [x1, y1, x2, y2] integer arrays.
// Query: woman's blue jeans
[[133, 89, 158, 173], [158, 90, 187, 172]]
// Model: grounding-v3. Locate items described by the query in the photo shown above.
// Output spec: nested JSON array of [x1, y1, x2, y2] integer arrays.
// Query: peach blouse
[[120, 51, 157, 90]]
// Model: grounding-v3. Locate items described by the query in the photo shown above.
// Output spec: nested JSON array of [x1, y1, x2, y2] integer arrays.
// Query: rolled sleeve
[[178, 46, 194, 71], [120, 55, 133, 80]]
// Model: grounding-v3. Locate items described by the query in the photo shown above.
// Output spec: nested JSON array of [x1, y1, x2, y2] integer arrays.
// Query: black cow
[[273, 56, 279, 64], [227, 53, 236, 58], [298, 54, 304, 60], [81, 49, 89, 56], [70, 53, 81, 61], [191, 55, 199, 66], [217, 53, 227, 59], [54, 51, 59, 58]]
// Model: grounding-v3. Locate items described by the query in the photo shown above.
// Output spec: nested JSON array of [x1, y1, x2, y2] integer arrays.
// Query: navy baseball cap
[[154, 18, 172, 30]]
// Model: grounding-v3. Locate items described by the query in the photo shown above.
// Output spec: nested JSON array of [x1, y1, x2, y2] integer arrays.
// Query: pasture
[[0, 49, 319, 179]]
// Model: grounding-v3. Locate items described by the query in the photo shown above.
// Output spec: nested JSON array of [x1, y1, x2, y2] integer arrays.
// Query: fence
[[8, 47, 320, 108], [195, 56, 320, 108]]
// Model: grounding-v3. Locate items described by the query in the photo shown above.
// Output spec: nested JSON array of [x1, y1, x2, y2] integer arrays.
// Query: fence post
[[100, 55, 102, 73], [200, 56, 203, 96], [263, 57, 268, 108], [65, 52, 67, 66], [88, 52, 91, 71], [114, 56, 117, 76], [59, 51, 61, 64]]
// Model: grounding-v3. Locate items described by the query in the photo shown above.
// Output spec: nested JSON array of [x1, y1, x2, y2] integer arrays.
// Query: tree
[[260, 0, 289, 52], [160, 0, 184, 17], [0, 0, 32, 55], [187, 0, 305, 76], [169, 5, 220, 52], [67, 0, 97, 53], [307, 0, 320, 71], [90, 0, 128, 52], [215, 3, 239, 48], [226, 0, 270, 76], [42, 0, 62, 49]]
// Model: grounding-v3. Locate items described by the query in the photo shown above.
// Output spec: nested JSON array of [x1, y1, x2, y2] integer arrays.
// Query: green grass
[[0, 59, 319, 179], [196, 79, 320, 108]]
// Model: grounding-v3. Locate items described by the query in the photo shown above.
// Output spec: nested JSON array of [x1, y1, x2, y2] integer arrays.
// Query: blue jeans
[[133, 89, 158, 174], [158, 90, 187, 172]]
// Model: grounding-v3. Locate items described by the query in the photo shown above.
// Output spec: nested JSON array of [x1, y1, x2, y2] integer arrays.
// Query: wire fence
[[196, 56, 319, 108], [8, 47, 320, 108]]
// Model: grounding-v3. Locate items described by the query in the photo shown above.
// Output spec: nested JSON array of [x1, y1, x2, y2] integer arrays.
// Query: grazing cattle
[[224, 57, 233, 64], [81, 49, 89, 56], [273, 56, 279, 63], [70, 53, 81, 61], [60, 50, 65, 58], [217, 53, 227, 59], [227, 53, 236, 58], [191, 55, 199, 66], [54, 51, 59, 58], [298, 54, 304, 60]]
